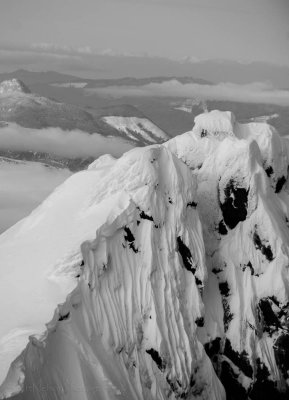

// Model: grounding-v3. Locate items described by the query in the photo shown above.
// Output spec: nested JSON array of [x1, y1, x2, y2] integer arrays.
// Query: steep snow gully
[[1, 110, 289, 399]]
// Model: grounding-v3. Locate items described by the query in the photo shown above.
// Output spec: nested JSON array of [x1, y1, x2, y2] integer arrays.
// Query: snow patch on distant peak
[[102, 116, 169, 144], [0, 79, 31, 95]]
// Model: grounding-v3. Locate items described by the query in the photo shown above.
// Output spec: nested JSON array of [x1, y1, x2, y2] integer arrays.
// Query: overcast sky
[[0, 0, 288, 75], [0, 0, 289, 80]]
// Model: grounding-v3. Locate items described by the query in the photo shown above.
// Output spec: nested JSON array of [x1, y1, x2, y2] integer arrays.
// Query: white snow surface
[[102, 116, 169, 144], [1, 110, 289, 399]]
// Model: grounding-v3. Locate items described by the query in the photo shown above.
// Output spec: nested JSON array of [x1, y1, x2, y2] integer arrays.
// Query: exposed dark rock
[[241, 261, 254, 274], [218, 281, 233, 331], [253, 230, 274, 261], [204, 337, 222, 360], [177, 236, 196, 274], [219, 281, 230, 297], [258, 298, 281, 333], [195, 317, 204, 327], [139, 210, 154, 221], [249, 358, 289, 400], [218, 220, 228, 235], [187, 201, 197, 208], [220, 361, 247, 400], [219, 179, 249, 230], [275, 176, 286, 193], [265, 165, 274, 177], [195, 277, 203, 288], [124, 226, 139, 253], [212, 267, 223, 274], [241, 261, 262, 276], [223, 300, 234, 332], [224, 339, 253, 378], [274, 334, 289, 380], [124, 226, 135, 242], [146, 348, 166, 372], [58, 312, 70, 321]]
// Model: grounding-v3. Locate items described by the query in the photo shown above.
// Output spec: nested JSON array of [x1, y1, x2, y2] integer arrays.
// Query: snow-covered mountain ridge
[[1, 110, 289, 400]]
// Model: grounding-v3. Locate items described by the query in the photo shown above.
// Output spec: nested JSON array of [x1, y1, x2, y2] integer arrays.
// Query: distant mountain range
[[0, 78, 170, 169], [0, 69, 211, 87], [2, 56, 289, 87], [0, 71, 288, 165]]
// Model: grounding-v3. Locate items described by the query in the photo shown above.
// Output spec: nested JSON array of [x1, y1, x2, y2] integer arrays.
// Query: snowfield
[[1, 110, 289, 400]]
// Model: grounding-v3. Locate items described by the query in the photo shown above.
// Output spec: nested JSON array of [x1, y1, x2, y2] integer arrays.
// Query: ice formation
[[1, 110, 289, 400]]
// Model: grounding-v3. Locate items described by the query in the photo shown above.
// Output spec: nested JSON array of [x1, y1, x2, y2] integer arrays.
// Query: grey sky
[[0, 0, 288, 74]]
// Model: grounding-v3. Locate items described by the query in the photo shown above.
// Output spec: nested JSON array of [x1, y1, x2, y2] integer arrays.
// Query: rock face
[[1, 110, 289, 400]]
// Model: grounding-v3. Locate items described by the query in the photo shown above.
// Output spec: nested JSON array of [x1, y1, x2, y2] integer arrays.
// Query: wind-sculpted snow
[[1, 110, 289, 399], [0, 147, 223, 399]]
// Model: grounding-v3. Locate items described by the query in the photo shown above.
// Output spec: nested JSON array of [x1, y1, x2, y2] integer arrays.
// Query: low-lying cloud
[[0, 124, 134, 159], [0, 161, 71, 233], [87, 80, 289, 107]]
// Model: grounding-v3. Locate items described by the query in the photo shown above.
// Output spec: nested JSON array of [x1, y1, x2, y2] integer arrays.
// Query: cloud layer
[[0, 161, 71, 233], [86, 80, 289, 107], [0, 124, 134, 159]]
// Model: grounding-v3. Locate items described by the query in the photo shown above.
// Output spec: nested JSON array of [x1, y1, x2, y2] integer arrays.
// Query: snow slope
[[1, 110, 289, 399]]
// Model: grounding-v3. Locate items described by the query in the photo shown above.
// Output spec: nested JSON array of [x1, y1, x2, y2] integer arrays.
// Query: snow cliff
[[1, 110, 289, 400]]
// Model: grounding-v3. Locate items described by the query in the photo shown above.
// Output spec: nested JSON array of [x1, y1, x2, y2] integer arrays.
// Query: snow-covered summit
[[193, 110, 235, 137], [0, 79, 31, 95], [1, 110, 289, 400]]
